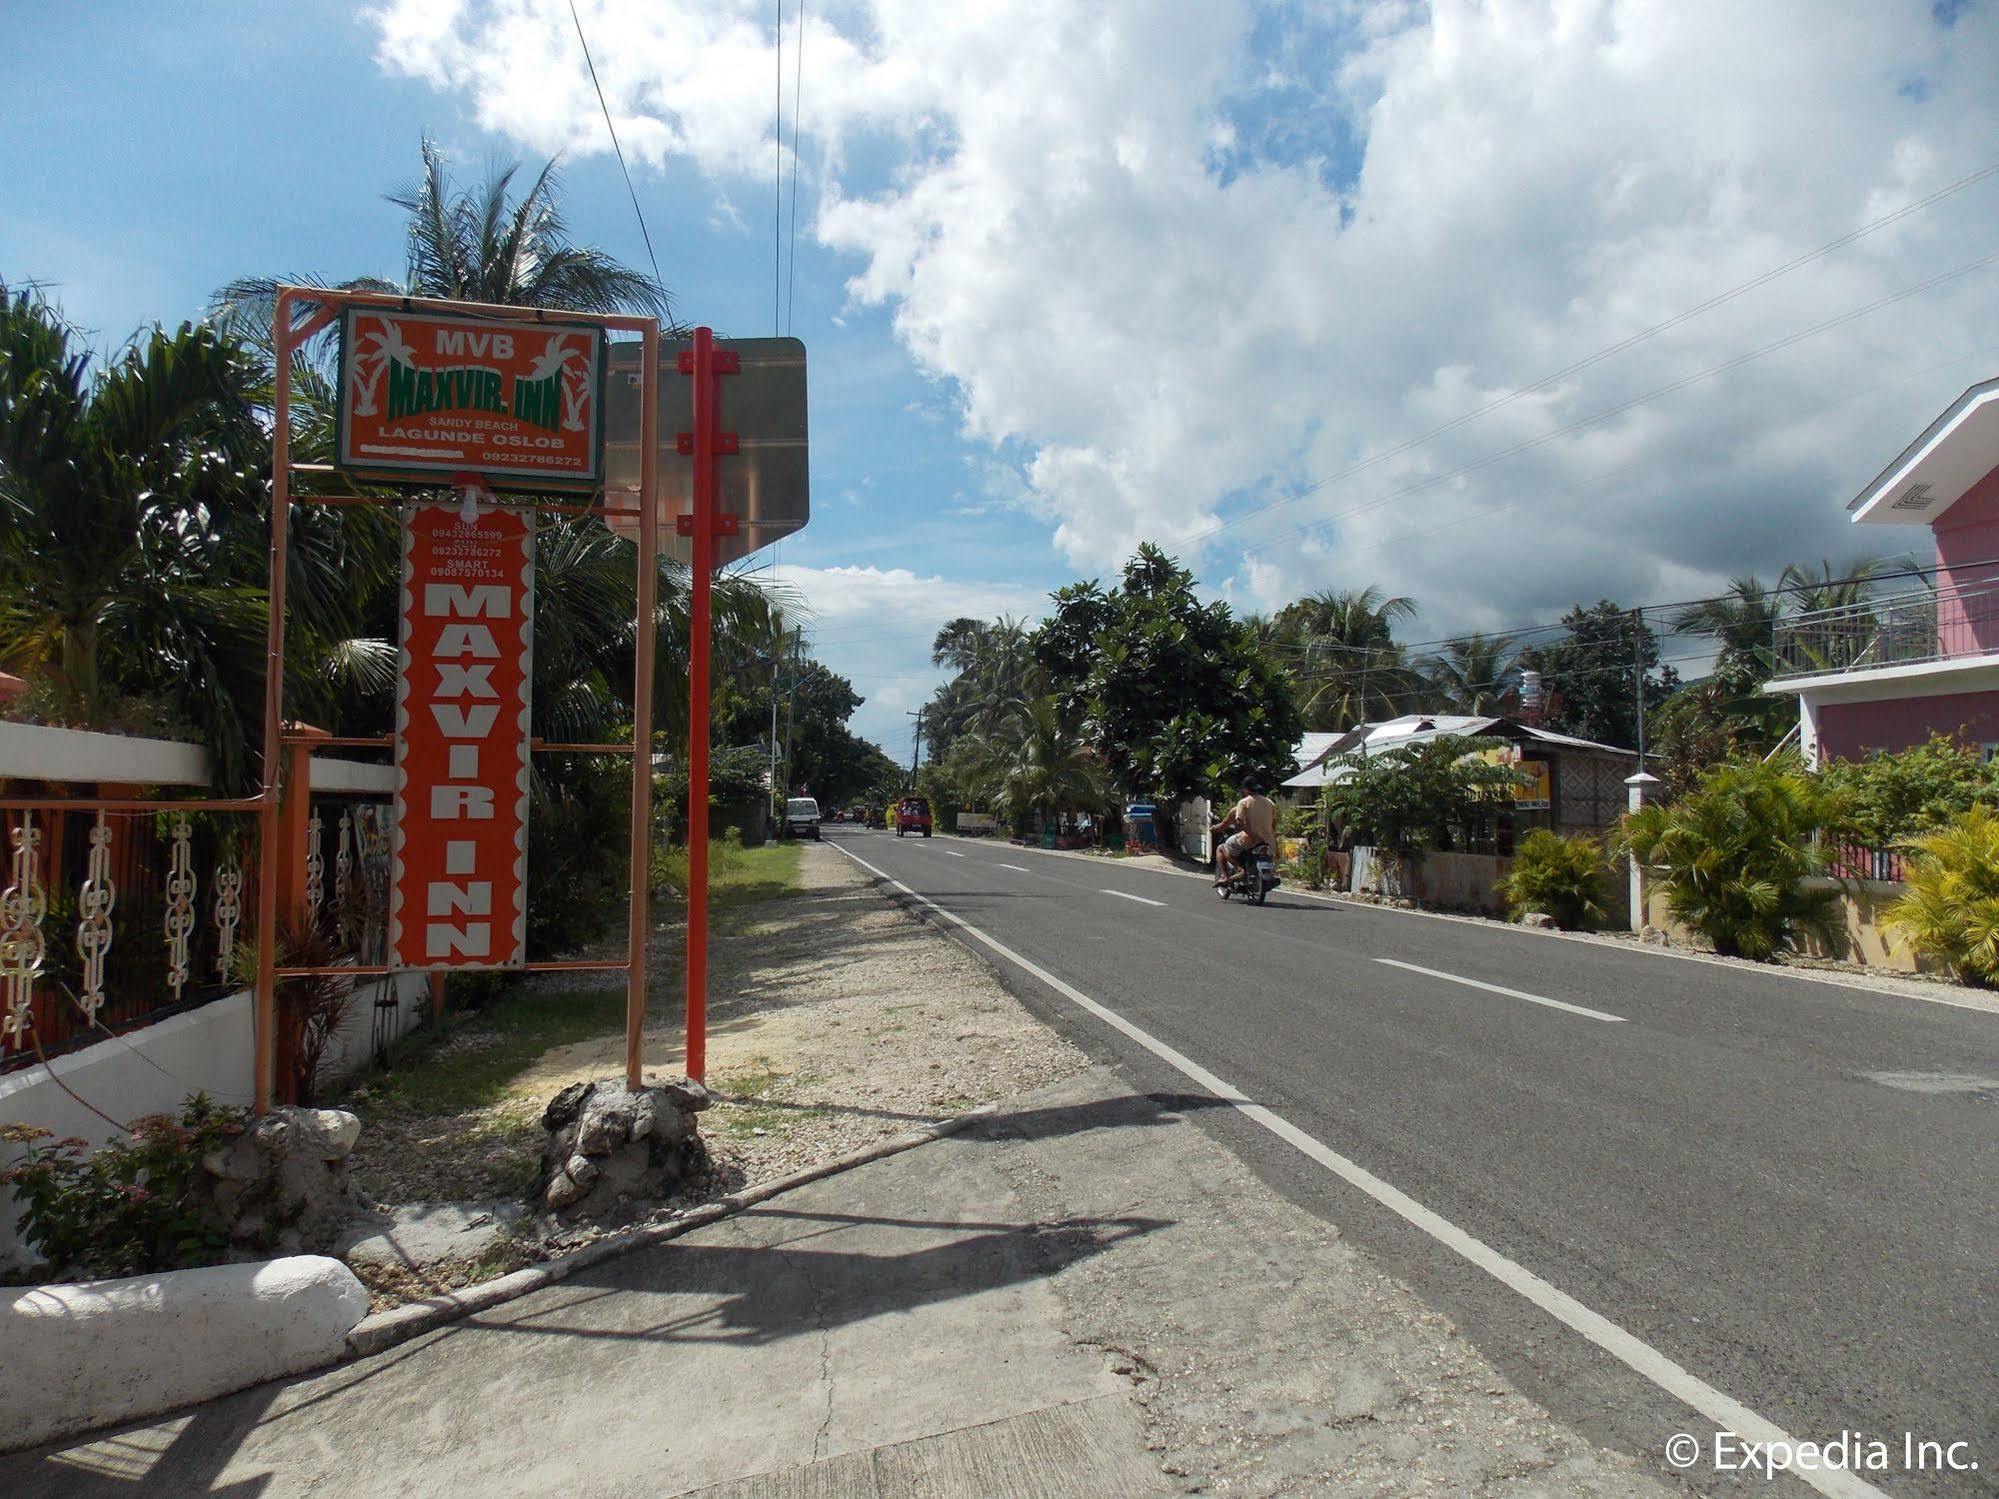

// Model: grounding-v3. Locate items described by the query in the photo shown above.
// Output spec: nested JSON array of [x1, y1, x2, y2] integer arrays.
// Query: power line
[[1244, 247, 1999, 557], [772, 0, 784, 336], [1191, 158, 1999, 549], [1257, 555, 1994, 662], [785, 0, 807, 336], [566, 0, 668, 303], [1304, 348, 1988, 580]]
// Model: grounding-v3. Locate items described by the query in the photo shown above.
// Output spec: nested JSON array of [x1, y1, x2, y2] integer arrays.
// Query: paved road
[[824, 825, 1999, 1496]]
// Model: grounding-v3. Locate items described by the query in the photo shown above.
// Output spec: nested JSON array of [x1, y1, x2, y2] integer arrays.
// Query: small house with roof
[[1283, 713, 1636, 842]]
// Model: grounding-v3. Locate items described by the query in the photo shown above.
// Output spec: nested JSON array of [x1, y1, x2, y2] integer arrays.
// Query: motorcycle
[[1214, 840, 1279, 905]]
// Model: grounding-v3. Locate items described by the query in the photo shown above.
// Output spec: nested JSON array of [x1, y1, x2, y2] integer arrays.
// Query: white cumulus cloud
[[371, 0, 1999, 641]]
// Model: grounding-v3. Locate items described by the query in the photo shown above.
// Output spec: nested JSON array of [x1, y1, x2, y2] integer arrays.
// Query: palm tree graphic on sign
[[350, 319, 414, 417], [525, 335, 590, 432]]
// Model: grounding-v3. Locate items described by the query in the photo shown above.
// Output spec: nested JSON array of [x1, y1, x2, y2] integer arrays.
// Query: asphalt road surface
[[823, 824, 1999, 1497]]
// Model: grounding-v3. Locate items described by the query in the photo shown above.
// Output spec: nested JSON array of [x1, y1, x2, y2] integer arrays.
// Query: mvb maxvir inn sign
[[338, 310, 606, 488], [388, 504, 534, 970]]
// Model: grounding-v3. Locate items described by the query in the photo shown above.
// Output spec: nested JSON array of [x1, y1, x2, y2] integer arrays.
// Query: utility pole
[[907, 707, 925, 785], [767, 617, 784, 818], [780, 630, 800, 797], [1631, 607, 1647, 771]]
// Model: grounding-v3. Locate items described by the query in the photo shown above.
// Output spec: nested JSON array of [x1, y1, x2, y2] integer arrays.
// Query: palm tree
[[988, 697, 1106, 833], [1276, 586, 1420, 730], [210, 138, 781, 769], [1671, 575, 1781, 691], [388, 140, 673, 319], [1426, 633, 1519, 715], [931, 617, 989, 675], [1776, 557, 1901, 674], [0, 285, 320, 788]]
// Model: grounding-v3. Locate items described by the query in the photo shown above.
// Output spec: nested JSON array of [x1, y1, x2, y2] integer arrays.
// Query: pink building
[[1767, 377, 1999, 763]]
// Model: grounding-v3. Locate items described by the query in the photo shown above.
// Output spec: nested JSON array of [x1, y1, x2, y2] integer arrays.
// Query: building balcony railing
[[1770, 579, 1999, 680]]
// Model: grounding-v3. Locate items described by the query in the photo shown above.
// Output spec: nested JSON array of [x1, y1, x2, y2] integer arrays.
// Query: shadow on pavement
[[0, 1088, 1198, 1498], [490, 1203, 1168, 1349]]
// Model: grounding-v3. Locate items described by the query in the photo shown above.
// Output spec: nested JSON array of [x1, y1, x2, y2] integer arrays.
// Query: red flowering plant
[[1, 1094, 247, 1282]]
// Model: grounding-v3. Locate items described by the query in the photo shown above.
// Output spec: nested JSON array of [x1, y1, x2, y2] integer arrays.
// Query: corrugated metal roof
[[1282, 715, 1633, 788]]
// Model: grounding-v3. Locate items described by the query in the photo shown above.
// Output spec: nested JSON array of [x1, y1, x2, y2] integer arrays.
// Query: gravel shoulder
[[339, 842, 1092, 1304], [517, 840, 1092, 1178]]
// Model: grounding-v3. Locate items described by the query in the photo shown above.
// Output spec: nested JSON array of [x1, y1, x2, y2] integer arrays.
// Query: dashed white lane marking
[[1101, 889, 1166, 907], [1375, 958, 1627, 1024], [830, 841, 1885, 1499], [943, 850, 966, 858], [999, 863, 1031, 873]]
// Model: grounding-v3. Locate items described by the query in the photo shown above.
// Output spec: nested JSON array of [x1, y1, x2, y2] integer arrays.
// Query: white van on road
[[782, 797, 821, 840]]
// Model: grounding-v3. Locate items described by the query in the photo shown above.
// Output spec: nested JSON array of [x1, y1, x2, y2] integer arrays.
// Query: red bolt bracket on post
[[678, 330, 738, 1083]]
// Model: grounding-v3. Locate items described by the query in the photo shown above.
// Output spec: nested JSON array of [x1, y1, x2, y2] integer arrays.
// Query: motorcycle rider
[[1212, 776, 1277, 890]]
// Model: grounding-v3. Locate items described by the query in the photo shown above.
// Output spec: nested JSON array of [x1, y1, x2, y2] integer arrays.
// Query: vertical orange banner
[[390, 503, 534, 969]]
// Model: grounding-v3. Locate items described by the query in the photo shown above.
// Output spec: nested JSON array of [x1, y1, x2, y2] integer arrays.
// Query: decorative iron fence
[[0, 796, 390, 1074], [1771, 579, 1999, 678]]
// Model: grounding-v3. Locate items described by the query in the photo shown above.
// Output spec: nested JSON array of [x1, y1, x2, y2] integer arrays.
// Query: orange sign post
[[389, 503, 535, 970], [237, 286, 661, 1117]]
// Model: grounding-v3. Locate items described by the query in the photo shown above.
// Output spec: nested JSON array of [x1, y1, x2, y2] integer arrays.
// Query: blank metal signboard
[[602, 336, 808, 565]]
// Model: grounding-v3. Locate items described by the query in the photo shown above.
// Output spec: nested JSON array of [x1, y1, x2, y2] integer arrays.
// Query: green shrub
[[1621, 756, 1842, 961], [1885, 805, 1999, 986], [528, 757, 629, 956], [1819, 733, 1999, 846], [1499, 829, 1609, 930], [0, 1094, 246, 1280]]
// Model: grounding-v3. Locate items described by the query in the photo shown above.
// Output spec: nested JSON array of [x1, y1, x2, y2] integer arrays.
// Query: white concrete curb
[[0, 1107, 1000, 1456], [1, 1255, 370, 1453]]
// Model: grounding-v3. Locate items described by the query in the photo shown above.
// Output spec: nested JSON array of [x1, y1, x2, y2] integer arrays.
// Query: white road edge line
[[1375, 958, 1627, 1024], [999, 864, 1031, 873], [1101, 889, 1166, 907], [829, 841, 1886, 1499]]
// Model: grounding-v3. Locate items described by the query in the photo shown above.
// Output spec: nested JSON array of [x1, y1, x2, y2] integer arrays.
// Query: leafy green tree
[[1036, 545, 1301, 836], [1670, 575, 1781, 692], [923, 613, 1041, 761], [988, 696, 1108, 834], [1621, 756, 1843, 961], [1517, 601, 1674, 748], [1647, 678, 1790, 800], [1819, 734, 1999, 847], [1318, 735, 1522, 859]]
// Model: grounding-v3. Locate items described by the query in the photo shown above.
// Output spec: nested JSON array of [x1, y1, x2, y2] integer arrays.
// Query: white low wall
[[2, 1255, 369, 1452], [0, 971, 427, 1270], [1177, 797, 1211, 863], [0, 721, 210, 785]]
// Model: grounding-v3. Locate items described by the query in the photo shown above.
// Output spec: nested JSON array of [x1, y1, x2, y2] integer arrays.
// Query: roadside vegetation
[[1885, 806, 1999, 987], [1498, 830, 1611, 931]]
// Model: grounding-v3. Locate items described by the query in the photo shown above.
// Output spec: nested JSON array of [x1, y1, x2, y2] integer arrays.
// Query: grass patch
[[714, 1103, 829, 1138], [358, 985, 625, 1118], [653, 839, 805, 917]]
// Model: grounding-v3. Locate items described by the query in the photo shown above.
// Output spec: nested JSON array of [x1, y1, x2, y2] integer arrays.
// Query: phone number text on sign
[[337, 310, 605, 488], [390, 504, 534, 970]]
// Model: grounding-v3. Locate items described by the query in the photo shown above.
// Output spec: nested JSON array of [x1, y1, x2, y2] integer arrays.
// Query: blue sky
[[7, 2, 1998, 757]]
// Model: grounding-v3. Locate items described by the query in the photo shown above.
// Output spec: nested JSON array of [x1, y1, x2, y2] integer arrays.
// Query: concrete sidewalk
[[3, 1070, 1674, 1497]]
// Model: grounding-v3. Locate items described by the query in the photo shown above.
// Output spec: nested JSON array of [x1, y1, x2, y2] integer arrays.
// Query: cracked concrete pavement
[[6, 1067, 1682, 1496]]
